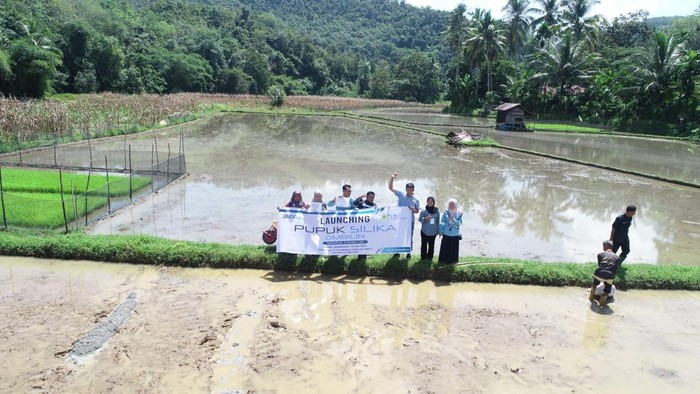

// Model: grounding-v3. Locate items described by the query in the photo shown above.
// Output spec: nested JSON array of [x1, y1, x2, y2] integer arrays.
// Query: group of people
[[281, 173, 464, 264], [589, 204, 637, 307], [284, 180, 639, 305]]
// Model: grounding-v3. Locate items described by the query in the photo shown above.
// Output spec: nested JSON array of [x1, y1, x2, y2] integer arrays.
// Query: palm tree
[[561, 0, 600, 47], [632, 32, 685, 115], [530, 32, 597, 105], [531, 0, 562, 47], [502, 0, 535, 58], [464, 10, 506, 94], [443, 4, 468, 82]]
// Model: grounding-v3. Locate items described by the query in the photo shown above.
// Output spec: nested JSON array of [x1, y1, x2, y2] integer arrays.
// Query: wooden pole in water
[[0, 165, 7, 230], [87, 128, 93, 169], [151, 144, 155, 192], [154, 136, 160, 171], [167, 143, 171, 182], [105, 156, 111, 212], [59, 167, 69, 233], [53, 143, 58, 167]]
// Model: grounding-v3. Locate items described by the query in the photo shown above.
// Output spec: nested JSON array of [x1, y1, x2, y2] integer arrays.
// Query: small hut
[[495, 103, 531, 131]]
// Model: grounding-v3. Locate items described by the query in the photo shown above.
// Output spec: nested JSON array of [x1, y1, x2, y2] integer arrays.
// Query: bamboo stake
[[128, 145, 133, 202], [59, 167, 69, 233], [84, 170, 92, 226], [0, 165, 7, 230], [105, 156, 111, 212]]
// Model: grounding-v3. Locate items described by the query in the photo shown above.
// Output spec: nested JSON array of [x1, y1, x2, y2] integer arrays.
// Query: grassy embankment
[[0, 230, 698, 290], [1, 168, 151, 228]]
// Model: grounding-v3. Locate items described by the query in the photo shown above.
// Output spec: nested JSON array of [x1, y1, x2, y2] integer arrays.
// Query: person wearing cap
[[388, 173, 420, 259], [589, 240, 621, 307]]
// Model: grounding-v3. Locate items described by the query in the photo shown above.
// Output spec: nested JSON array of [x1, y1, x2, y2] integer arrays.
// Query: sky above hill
[[404, 0, 697, 20]]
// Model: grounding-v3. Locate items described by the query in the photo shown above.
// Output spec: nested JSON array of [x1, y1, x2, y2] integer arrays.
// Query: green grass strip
[[0, 230, 698, 290], [1, 168, 151, 196], [529, 122, 603, 133]]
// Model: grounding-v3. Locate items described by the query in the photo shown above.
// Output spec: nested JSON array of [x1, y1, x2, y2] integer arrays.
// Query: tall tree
[[502, 0, 535, 58], [443, 4, 467, 82], [531, 0, 562, 47], [530, 32, 597, 106], [561, 0, 600, 47], [631, 32, 685, 118], [464, 10, 506, 94]]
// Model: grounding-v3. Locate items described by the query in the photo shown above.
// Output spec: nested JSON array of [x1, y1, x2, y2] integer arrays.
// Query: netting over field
[[0, 137, 186, 231]]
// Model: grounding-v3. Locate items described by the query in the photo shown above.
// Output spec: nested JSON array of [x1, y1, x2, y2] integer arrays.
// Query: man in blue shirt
[[388, 173, 420, 259], [610, 205, 636, 264]]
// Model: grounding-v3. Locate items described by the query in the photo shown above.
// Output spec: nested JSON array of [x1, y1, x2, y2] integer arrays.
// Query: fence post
[[59, 167, 69, 233], [0, 165, 7, 230], [84, 171, 91, 226], [167, 143, 171, 182], [15, 133, 22, 165], [105, 156, 111, 212], [151, 144, 155, 192], [128, 145, 133, 202], [154, 136, 160, 171]]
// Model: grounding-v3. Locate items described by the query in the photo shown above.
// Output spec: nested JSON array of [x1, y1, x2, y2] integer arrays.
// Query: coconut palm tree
[[464, 10, 506, 94], [443, 4, 468, 82], [531, 0, 562, 47], [561, 0, 600, 47], [530, 31, 598, 106], [631, 32, 685, 116], [502, 0, 535, 58]]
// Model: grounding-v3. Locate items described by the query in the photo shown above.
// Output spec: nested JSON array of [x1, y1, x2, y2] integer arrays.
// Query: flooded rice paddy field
[[2, 256, 699, 393], [81, 112, 700, 265]]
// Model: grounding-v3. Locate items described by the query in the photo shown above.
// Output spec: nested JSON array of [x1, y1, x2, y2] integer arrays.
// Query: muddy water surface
[[82, 113, 700, 264], [1, 256, 698, 393]]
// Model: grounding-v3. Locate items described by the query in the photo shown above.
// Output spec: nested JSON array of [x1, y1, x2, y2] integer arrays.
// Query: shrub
[[267, 85, 286, 107]]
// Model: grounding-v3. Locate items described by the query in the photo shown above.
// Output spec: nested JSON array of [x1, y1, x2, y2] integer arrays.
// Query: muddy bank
[[1, 256, 698, 393]]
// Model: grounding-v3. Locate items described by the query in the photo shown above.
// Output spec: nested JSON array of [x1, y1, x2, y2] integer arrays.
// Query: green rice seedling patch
[[1, 168, 150, 196], [0, 191, 109, 229]]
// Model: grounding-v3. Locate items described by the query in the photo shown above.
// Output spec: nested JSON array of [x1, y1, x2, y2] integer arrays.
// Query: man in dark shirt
[[589, 240, 621, 307], [609, 204, 636, 264]]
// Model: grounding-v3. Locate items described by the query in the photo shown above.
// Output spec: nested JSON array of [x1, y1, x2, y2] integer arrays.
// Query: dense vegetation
[[0, 0, 699, 137]]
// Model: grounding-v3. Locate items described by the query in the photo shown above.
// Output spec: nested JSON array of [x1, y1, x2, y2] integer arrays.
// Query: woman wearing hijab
[[418, 196, 440, 260], [284, 190, 309, 209], [309, 190, 327, 212], [438, 198, 463, 264]]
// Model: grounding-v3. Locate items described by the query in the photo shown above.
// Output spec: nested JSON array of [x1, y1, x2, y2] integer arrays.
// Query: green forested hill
[[0, 0, 445, 102]]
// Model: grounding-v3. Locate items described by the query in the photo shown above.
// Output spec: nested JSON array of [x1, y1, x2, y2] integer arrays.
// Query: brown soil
[[1, 256, 698, 393]]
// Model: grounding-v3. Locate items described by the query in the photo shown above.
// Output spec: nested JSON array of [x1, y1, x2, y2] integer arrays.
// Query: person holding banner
[[389, 173, 420, 259], [438, 199, 463, 264], [327, 184, 356, 210], [354, 191, 377, 262], [353, 191, 377, 209], [418, 196, 440, 261], [284, 191, 309, 209], [309, 190, 327, 212]]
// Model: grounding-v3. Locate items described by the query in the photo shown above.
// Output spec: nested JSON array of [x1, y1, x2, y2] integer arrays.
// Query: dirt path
[[1, 256, 698, 393]]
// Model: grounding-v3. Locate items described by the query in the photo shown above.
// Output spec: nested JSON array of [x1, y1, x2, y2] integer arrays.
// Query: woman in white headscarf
[[438, 198, 463, 264]]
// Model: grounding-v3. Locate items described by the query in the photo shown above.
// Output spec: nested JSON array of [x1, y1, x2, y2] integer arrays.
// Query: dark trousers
[[612, 239, 630, 264], [593, 277, 614, 294], [420, 232, 437, 260]]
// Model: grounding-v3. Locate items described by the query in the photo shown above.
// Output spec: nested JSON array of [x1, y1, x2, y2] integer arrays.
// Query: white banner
[[276, 207, 413, 255]]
